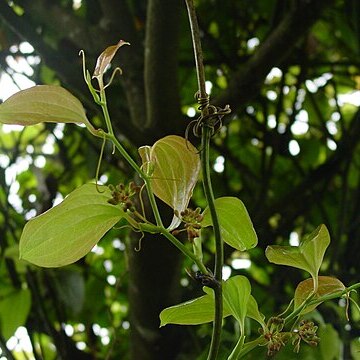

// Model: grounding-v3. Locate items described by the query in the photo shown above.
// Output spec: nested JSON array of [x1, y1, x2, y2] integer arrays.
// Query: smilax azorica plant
[[0, 2, 360, 359]]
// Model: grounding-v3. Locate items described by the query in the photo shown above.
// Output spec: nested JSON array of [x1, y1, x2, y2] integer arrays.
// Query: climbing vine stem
[[185, 0, 226, 358], [201, 125, 224, 360]]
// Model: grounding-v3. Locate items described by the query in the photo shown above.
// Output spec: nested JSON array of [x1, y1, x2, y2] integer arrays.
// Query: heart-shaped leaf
[[139, 135, 200, 229], [93, 40, 129, 80], [19, 184, 124, 267], [265, 224, 330, 291], [294, 276, 345, 314], [159, 276, 263, 328], [0, 85, 90, 126], [202, 197, 258, 251]]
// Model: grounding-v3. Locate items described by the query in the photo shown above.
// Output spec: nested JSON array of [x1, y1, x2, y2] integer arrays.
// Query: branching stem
[[105, 132, 164, 228]]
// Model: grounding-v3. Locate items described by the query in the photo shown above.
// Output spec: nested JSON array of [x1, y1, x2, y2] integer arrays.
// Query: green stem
[[237, 337, 266, 359], [105, 132, 164, 228], [235, 282, 360, 359], [202, 126, 224, 360], [228, 335, 246, 360], [201, 128, 223, 284], [185, 1, 224, 358], [184, 0, 206, 97], [284, 282, 360, 324], [138, 223, 207, 274], [100, 92, 114, 137], [284, 293, 315, 324], [96, 76, 115, 137], [82, 57, 164, 228], [161, 229, 208, 275]]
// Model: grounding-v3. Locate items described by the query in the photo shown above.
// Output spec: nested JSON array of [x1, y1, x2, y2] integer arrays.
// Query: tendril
[[104, 67, 123, 90], [185, 92, 231, 140], [134, 231, 145, 252]]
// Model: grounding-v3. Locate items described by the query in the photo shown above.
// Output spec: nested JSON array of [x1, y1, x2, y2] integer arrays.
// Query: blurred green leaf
[[202, 197, 258, 251], [319, 323, 341, 360], [19, 184, 124, 267], [50, 267, 85, 315], [0, 289, 31, 340], [351, 337, 360, 360]]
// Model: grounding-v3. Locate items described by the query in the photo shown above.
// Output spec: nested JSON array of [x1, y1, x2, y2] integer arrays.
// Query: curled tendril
[[134, 229, 145, 252], [185, 92, 231, 140], [104, 67, 123, 90]]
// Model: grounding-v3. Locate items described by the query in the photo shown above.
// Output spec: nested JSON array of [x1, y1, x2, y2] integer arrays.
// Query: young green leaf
[[159, 276, 262, 328], [0, 289, 31, 340], [202, 197, 258, 251], [265, 224, 330, 291], [247, 294, 266, 329], [19, 184, 124, 267], [294, 276, 345, 314], [138, 135, 200, 229], [159, 290, 231, 327], [93, 40, 130, 80], [223, 275, 251, 334], [0, 85, 90, 126], [227, 293, 267, 360]]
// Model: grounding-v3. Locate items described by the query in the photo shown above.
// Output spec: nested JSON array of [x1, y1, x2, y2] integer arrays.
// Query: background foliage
[[0, 0, 359, 359]]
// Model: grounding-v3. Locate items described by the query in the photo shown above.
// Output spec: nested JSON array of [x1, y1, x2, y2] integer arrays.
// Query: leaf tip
[[118, 39, 130, 47]]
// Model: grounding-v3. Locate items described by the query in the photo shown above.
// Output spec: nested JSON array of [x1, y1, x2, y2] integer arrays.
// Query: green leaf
[[0, 289, 31, 340], [294, 276, 345, 314], [159, 276, 259, 328], [265, 224, 330, 291], [223, 275, 251, 333], [159, 290, 231, 327], [319, 324, 341, 360], [351, 337, 360, 360], [19, 184, 124, 267], [247, 295, 266, 328], [202, 197, 258, 251], [139, 135, 200, 229], [0, 85, 90, 126], [93, 40, 129, 79], [50, 267, 86, 315]]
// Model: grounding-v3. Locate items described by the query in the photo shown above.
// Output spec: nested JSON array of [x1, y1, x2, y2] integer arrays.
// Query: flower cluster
[[107, 182, 141, 211], [261, 317, 320, 356], [174, 207, 203, 241], [261, 317, 289, 356], [292, 320, 320, 353]]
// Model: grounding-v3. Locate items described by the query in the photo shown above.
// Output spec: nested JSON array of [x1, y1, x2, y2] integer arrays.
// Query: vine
[[0, 1, 358, 359]]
